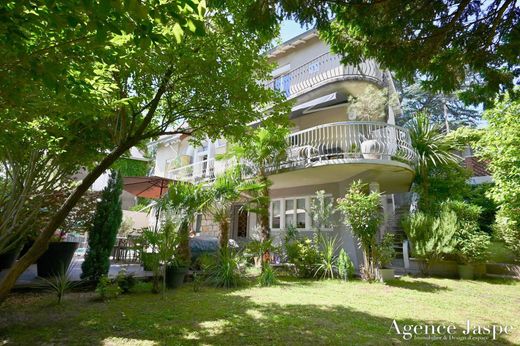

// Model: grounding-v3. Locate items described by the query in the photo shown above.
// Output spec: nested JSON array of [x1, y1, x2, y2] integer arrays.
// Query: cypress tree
[[81, 171, 123, 282]]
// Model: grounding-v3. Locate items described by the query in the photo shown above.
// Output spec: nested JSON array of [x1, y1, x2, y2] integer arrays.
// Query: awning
[[291, 92, 348, 118]]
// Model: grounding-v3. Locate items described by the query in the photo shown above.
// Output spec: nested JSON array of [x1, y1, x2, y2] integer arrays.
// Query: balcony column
[[207, 141, 216, 178]]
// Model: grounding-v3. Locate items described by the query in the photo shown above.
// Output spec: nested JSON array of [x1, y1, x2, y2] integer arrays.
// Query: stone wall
[[199, 213, 220, 238]]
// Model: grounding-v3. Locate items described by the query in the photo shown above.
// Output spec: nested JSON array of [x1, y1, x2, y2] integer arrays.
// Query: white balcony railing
[[266, 52, 383, 98], [285, 122, 416, 165], [167, 122, 415, 183]]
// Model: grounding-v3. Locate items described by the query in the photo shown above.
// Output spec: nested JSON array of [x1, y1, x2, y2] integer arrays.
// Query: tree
[[254, 0, 520, 105], [397, 81, 482, 129], [406, 113, 459, 211], [0, 1, 289, 301], [81, 171, 123, 282], [208, 167, 244, 248], [336, 181, 383, 281], [226, 120, 290, 243], [165, 182, 211, 264], [478, 94, 520, 257]]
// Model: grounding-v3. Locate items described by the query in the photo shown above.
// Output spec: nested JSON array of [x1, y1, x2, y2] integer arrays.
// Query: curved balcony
[[284, 122, 416, 167], [267, 52, 384, 99], [167, 122, 416, 190]]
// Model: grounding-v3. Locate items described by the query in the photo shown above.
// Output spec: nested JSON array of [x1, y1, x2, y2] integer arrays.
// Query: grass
[[1, 276, 519, 345]]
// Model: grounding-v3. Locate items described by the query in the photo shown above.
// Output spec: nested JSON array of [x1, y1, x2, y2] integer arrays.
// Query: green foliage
[[463, 183, 497, 235], [95, 275, 122, 301], [309, 190, 336, 232], [206, 247, 245, 289], [38, 265, 80, 304], [402, 208, 458, 264], [226, 121, 290, 241], [478, 95, 520, 258], [81, 171, 123, 282], [374, 234, 396, 268], [259, 263, 278, 287], [269, 1, 519, 104], [397, 81, 482, 129], [337, 249, 355, 281], [286, 236, 322, 279], [165, 182, 211, 263], [115, 270, 137, 294], [336, 181, 382, 280], [427, 162, 472, 209], [406, 113, 459, 210], [347, 85, 398, 121], [314, 234, 339, 279], [112, 158, 149, 177]]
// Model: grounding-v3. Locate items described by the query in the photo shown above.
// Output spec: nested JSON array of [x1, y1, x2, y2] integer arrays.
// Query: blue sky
[[279, 19, 309, 42]]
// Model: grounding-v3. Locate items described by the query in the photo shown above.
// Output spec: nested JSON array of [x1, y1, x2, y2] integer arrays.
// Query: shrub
[[206, 247, 244, 288], [314, 234, 339, 279], [287, 236, 322, 278], [259, 263, 278, 287], [115, 270, 136, 294], [81, 171, 123, 282], [337, 249, 355, 281], [39, 265, 80, 304], [336, 181, 383, 281], [442, 200, 490, 264], [375, 233, 396, 269], [96, 275, 121, 300], [402, 207, 457, 268]]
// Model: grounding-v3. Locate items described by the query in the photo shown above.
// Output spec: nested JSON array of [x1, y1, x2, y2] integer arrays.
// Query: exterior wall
[[271, 36, 329, 74]]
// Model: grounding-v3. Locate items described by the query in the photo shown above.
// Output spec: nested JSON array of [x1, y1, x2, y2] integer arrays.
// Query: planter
[[0, 248, 19, 271], [458, 264, 474, 280], [378, 268, 395, 282], [37, 242, 79, 277], [165, 265, 188, 288], [360, 139, 381, 159], [473, 263, 486, 279], [408, 258, 459, 278], [18, 240, 35, 260]]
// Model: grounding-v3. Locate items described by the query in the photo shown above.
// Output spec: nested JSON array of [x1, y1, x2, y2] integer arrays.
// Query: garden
[[1, 1, 520, 345]]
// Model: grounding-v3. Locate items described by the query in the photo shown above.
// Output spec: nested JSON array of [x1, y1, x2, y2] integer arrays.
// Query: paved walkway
[[0, 258, 151, 289]]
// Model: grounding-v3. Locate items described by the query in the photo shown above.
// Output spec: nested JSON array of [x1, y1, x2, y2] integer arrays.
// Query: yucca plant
[[206, 247, 244, 288], [314, 234, 340, 279], [39, 264, 80, 304], [259, 263, 278, 287]]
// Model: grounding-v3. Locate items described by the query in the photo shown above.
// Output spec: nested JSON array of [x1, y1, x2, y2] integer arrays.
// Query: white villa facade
[[149, 30, 416, 268]]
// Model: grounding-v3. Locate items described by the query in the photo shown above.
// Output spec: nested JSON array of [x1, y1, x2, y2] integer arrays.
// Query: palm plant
[[165, 182, 212, 264], [406, 113, 459, 211], [208, 167, 243, 248], [206, 246, 244, 288], [225, 121, 290, 242]]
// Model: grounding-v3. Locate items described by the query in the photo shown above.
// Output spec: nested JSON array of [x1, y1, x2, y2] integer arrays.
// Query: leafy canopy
[[254, 0, 520, 105]]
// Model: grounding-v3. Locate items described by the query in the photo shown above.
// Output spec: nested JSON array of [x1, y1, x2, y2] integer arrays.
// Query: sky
[[279, 19, 309, 43]]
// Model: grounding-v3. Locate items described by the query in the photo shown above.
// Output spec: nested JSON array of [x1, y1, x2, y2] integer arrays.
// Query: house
[[148, 30, 416, 268]]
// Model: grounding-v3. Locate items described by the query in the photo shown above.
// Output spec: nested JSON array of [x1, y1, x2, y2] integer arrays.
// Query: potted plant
[[165, 258, 189, 289], [37, 231, 79, 277], [0, 247, 20, 271], [375, 233, 396, 282]]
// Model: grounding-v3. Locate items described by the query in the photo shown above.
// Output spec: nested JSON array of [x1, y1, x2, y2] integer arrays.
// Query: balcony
[[167, 122, 416, 189], [266, 52, 384, 99]]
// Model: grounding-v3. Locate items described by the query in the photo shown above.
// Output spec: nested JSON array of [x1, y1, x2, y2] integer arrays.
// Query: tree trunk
[[258, 174, 270, 242], [219, 219, 229, 249], [178, 220, 191, 265], [0, 143, 133, 302], [0, 68, 173, 303]]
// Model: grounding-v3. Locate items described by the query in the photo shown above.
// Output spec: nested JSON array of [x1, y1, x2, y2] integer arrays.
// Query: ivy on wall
[[112, 158, 149, 177]]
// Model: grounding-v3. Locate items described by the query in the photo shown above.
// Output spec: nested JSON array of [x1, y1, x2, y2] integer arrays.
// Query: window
[[270, 196, 312, 230], [271, 200, 281, 229], [194, 213, 203, 234], [309, 194, 334, 229]]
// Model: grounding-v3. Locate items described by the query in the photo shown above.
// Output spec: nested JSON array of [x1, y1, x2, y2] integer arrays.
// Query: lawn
[[1, 276, 519, 345]]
